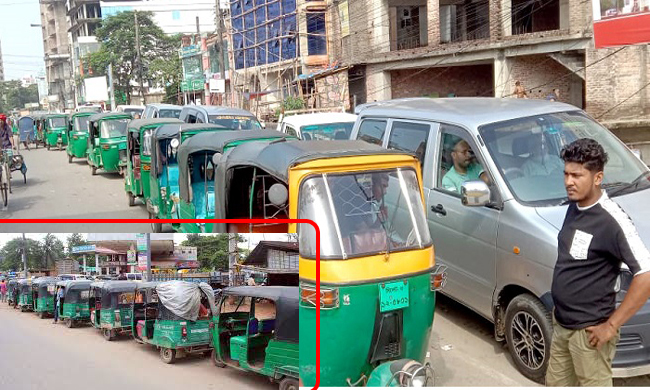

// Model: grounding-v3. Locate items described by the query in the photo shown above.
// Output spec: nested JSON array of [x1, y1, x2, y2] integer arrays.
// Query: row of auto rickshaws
[[4, 277, 299, 390]]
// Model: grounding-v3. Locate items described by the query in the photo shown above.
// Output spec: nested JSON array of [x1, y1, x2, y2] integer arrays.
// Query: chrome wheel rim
[[510, 311, 545, 370]]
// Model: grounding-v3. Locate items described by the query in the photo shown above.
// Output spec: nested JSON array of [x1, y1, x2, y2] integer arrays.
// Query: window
[[285, 125, 297, 137], [187, 114, 197, 124], [172, 10, 180, 20], [387, 121, 430, 164], [356, 119, 387, 146], [306, 12, 327, 55]]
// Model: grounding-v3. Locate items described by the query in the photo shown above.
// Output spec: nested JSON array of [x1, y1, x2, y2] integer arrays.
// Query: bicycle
[[0, 149, 10, 207]]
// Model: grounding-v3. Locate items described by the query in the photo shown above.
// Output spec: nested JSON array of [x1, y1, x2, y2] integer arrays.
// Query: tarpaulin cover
[[156, 281, 214, 322]]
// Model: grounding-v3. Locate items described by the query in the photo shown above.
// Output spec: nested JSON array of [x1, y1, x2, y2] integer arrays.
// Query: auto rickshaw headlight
[[430, 265, 448, 292]]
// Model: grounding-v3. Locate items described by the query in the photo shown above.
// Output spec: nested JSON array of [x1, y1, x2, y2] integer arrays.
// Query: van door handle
[[431, 204, 447, 216]]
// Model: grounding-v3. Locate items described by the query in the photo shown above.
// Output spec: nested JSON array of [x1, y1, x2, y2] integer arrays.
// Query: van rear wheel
[[504, 294, 552, 384], [160, 348, 176, 364], [279, 377, 298, 390]]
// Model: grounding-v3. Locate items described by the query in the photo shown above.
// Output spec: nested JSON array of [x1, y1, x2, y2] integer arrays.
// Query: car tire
[[160, 348, 176, 364], [279, 377, 298, 390], [504, 293, 552, 384], [211, 349, 226, 368]]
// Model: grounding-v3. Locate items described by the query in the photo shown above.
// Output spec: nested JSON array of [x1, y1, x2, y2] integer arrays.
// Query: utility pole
[[146, 233, 152, 282], [215, 1, 227, 106], [135, 12, 146, 105], [228, 233, 237, 286], [108, 63, 117, 111], [22, 233, 27, 278]]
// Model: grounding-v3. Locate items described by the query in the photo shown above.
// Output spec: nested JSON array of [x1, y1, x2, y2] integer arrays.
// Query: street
[[0, 146, 151, 232], [0, 303, 273, 390]]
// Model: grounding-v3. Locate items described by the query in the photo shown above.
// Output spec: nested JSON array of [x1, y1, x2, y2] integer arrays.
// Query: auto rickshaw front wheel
[[103, 329, 115, 341], [47, 144, 50, 151], [68, 154, 73, 164], [279, 377, 298, 390], [160, 347, 176, 364], [211, 350, 226, 368], [65, 319, 74, 328], [127, 192, 135, 207]]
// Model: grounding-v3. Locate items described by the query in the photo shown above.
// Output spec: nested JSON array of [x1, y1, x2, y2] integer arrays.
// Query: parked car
[[278, 112, 357, 140], [350, 97, 650, 382], [59, 274, 91, 281], [142, 103, 183, 119], [178, 105, 263, 130], [116, 105, 145, 119], [126, 273, 143, 281]]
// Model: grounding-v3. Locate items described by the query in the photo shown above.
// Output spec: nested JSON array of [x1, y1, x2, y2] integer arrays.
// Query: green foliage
[[0, 81, 40, 112], [149, 33, 183, 104], [0, 238, 44, 271], [181, 234, 246, 271], [42, 234, 65, 269], [94, 11, 177, 103]]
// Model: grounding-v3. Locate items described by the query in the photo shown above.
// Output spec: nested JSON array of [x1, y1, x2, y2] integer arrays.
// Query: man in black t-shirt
[[546, 139, 650, 386]]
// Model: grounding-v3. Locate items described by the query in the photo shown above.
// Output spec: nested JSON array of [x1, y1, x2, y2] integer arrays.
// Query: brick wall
[[508, 55, 573, 101], [585, 45, 650, 121], [391, 64, 494, 98]]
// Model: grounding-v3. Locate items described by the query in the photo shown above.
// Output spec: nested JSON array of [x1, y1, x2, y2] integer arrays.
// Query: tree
[[41, 234, 65, 269], [94, 11, 176, 104], [181, 234, 246, 271], [0, 81, 40, 112], [66, 233, 95, 267], [0, 238, 45, 271]]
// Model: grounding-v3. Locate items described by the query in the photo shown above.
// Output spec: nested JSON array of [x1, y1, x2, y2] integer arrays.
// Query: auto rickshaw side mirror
[[170, 138, 180, 153], [268, 183, 288, 206], [461, 180, 490, 207], [211, 152, 222, 165]]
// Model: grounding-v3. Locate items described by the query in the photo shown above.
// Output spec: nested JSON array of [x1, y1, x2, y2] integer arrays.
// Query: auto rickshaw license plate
[[378, 280, 409, 312]]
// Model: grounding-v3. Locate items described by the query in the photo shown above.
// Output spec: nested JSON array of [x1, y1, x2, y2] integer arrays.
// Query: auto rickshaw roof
[[220, 139, 412, 183], [222, 286, 298, 343], [88, 112, 132, 122], [69, 111, 94, 119], [128, 118, 183, 132], [32, 277, 60, 287], [135, 281, 164, 291], [56, 280, 92, 290], [17, 279, 32, 286], [44, 113, 68, 119], [90, 280, 138, 293], [154, 123, 229, 140]]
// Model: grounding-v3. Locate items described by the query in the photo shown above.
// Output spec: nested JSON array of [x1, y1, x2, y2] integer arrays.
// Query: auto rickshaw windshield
[[74, 116, 91, 132], [298, 167, 432, 259], [208, 115, 262, 130], [49, 117, 67, 128], [100, 119, 129, 138]]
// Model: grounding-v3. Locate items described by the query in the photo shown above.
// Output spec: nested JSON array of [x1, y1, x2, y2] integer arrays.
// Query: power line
[[596, 79, 650, 119]]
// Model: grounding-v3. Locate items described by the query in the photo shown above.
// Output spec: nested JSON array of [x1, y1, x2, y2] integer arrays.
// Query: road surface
[[0, 303, 273, 390]]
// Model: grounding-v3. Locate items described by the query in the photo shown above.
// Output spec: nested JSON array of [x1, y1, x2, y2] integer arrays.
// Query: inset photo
[[0, 233, 298, 390]]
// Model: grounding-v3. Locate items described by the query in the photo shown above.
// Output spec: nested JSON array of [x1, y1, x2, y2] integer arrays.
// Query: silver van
[[350, 98, 650, 382]]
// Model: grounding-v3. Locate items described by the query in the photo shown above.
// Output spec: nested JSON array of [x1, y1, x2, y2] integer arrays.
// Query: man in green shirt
[[11, 117, 20, 152], [442, 139, 487, 193]]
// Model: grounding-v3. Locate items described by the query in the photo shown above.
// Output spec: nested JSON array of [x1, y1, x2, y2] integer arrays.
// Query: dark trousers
[[53, 303, 59, 322]]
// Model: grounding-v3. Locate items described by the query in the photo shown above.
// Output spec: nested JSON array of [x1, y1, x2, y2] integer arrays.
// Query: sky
[[0, 233, 291, 251], [0, 0, 45, 80]]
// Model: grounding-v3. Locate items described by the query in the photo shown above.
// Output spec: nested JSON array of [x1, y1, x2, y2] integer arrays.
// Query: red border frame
[[4, 218, 320, 389]]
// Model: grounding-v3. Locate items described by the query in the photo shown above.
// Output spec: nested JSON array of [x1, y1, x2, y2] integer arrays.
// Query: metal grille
[[617, 334, 643, 350], [329, 175, 375, 218], [384, 342, 400, 358]]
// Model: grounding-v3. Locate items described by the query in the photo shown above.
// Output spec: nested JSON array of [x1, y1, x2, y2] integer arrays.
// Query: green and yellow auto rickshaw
[[131, 280, 215, 364], [32, 277, 60, 318], [212, 286, 299, 390], [56, 280, 92, 328], [210, 140, 445, 386], [66, 112, 93, 163], [146, 123, 229, 233], [124, 118, 183, 207], [17, 279, 33, 312], [174, 130, 297, 233], [87, 113, 132, 175], [44, 114, 69, 150], [6, 279, 18, 306], [89, 281, 138, 341]]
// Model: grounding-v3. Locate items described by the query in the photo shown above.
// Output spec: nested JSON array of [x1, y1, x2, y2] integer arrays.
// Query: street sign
[[137, 253, 147, 268], [72, 245, 96, 254], [209, 79, 225, 93], [127, 250, 136, 265], [136, 233, 147, 251]]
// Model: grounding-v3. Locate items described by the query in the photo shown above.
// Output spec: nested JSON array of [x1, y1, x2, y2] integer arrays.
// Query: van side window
[[437, 124, 489, 195], [387, 121, 430, 164], [197, 114, 206, 123], [285, 125, 298, 137], [357, 119, 387, 146], [187, 114, 197, 123]]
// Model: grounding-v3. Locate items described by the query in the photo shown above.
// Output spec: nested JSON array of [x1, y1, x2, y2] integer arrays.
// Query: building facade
[[66, 0, 102, 106], [39, 0, 74, 111]]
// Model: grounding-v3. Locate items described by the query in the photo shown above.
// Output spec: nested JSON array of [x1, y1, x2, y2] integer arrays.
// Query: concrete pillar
[[493, 51, 511, 98], [372, 0, 390, 53], [366, 65, 392, 102], [427, 0, 440, 46], [489, 0, 502, 40], [560, 0, 570, 30], [501, 0, 512, 37]]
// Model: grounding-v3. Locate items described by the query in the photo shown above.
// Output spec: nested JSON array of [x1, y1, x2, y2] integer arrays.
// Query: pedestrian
[[0, 279, 7, 302], [53, 286, 64, 324], [513, 81, 528, 99], [546, 138, 650, 387], [0, 114, 14, 151], [11, 118, 20, 152], [546, 88, 560, 102]]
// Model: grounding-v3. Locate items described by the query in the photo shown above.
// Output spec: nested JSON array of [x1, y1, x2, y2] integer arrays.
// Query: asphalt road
[[0, 145, 152, 232], [0, 303, 274, 390]]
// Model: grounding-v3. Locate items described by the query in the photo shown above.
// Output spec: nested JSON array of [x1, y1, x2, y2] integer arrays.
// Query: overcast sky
[[0, 233, 291, 251], [0, 0, 45, 80]]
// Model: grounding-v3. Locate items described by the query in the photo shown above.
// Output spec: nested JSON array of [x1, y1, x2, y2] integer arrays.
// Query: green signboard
[[136, 233, 147, 251], [181, 79, 205, 92]]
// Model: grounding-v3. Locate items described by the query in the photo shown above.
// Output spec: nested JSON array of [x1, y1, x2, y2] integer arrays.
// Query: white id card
[[570, 229, 593, 260]]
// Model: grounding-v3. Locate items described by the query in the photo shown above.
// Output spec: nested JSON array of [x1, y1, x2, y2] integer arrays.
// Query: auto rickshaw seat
[[248, 318, 259, 334], [259, 319, 275, 333]]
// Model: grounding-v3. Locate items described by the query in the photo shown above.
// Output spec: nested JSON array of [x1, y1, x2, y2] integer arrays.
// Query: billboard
[[84, 76, 110, 102], [593, 0, 650, 48]]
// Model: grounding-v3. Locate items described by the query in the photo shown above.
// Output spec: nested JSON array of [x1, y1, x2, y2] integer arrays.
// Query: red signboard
[[593, 0, 650, 48]]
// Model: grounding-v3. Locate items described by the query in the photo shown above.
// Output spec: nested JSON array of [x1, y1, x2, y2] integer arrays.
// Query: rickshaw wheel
[[160, 348, 176, 364], [211, 349, 226, 368], [66, 319, 74, 328], [38, 311, 45, 319], [91, 165, 97, 176], [103, 329, 114, 341], [68, 154, 73, 164], [47, 144, 50, 151], [1, 184, 7, 207], [20, 306, 25, 312], [279, 377, 298, 390], [127, 192, 135, 207]]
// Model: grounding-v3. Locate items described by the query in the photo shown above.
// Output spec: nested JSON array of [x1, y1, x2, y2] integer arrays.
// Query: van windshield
[[208, 115, 262, 130], [479, 111, 650, 206], [300, 122, 355, 140], [298, 168, 431, 259], [160, 109, 181, 118]]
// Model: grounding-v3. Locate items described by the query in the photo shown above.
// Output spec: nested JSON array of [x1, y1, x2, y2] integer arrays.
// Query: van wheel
[[279, 377, 298, 390], [127, 192, 135, 207], [504, 294, 552, 384], [211, 349, 226, 368], [160, 348, 176, 364], [103, 329, 115, 341], [66, 319, 74, 328]]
